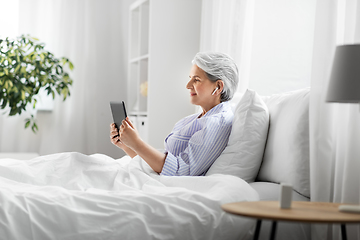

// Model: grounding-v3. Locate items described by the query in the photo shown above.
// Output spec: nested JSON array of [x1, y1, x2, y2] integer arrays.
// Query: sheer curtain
[[202, 0, 360, 239], [200, 0, 254, 97], [0, 0, 131, 158], [310, 0, 360, 239], [200, 0, 315, 98]]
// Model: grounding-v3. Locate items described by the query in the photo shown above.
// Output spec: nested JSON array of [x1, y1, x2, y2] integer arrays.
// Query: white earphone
[[211, 87, 219, 95]]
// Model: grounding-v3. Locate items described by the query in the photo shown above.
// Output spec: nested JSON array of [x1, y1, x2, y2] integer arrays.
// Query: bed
[[0, 88, 310, 240]]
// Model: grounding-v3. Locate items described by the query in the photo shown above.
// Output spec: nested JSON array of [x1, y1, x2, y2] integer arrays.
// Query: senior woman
[[110, 52, 239, 176]]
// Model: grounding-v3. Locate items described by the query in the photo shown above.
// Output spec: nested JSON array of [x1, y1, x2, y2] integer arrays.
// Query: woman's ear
[[217, 80, 224, 92], [212, 80, 224, 96]]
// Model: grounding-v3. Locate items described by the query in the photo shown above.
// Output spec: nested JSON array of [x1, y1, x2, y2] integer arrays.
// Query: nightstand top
[[222, 201, 360, 223]]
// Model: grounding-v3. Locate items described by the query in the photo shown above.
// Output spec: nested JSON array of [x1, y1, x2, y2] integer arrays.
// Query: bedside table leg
[[253, 220, 262, 240], [270, 221, 277, 240], [341, 224, 347, 240]]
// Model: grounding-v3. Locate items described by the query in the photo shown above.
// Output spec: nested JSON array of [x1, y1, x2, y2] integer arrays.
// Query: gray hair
[[192, 52, 239, 102]]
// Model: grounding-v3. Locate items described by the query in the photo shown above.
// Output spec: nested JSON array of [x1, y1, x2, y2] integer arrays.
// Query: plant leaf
[[1, 99, 7, 109], [31, 122, 38, 133], [33, 98, 37, 108], [25, 119, 30, 128], [68, 61, 74, 70]]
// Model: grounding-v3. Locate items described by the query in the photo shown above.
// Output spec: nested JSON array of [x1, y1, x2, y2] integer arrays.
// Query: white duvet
[[0, 152, 258, 240]]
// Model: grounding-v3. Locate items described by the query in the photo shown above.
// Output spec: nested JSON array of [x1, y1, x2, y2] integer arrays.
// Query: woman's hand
[[110, 123, 121, 145], [113, 117, 165, 173], [110, 122, 137, 158], [119, 117, 142, 149]]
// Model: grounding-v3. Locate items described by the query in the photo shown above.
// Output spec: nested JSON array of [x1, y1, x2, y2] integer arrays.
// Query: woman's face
[[187, 64, 220, 112]]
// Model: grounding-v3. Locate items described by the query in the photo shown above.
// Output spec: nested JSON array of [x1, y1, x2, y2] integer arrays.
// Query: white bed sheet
[[0, 152, 258, 240]]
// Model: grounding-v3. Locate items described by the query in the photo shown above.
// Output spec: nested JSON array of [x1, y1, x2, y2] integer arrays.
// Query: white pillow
[[206, 89, 269, 182], [257, 88, 310, 198]]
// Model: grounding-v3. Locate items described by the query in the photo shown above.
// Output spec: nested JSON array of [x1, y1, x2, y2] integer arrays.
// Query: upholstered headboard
[[256, 88, 310, 198]]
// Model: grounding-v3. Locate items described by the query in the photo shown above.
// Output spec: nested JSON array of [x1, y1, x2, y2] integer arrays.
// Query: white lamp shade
[[326, 44, 360, 103]]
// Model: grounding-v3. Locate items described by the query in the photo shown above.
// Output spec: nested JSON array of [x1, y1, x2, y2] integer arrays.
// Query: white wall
[[147, 0, 202, 150]]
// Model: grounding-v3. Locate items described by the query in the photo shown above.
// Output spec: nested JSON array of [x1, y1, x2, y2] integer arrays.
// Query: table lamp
[[326, 44, 360, 103], [326, 44, 360, 213]]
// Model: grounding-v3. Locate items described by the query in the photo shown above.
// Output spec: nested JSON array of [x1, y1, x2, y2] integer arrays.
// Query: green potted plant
[[0, 34, 74, 132]]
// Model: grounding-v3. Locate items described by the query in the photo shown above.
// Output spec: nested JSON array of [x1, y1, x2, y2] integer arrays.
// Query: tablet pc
[[110, 101, 127, 129]]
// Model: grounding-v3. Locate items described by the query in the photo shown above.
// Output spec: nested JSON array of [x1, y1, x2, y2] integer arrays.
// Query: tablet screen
[[110, 101, 127, 129]]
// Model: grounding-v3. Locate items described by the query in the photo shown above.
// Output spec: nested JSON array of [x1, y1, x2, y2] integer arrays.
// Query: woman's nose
[[186, 79, 192, 89]]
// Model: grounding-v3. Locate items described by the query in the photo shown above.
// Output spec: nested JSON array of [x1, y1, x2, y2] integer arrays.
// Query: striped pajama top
[[160, 101, 233, 176]]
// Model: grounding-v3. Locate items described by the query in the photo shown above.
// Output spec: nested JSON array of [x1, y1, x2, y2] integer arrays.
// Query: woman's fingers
[[110, 130, 119, 138], [120, 119, 127, 128], [110, 123, 118, 133], [125, 117, 135, 129], [110, 123, 131, 151], [110, 123, 120, 145], [111, 138, 118, 144], [110, 134, 119, 144], [119, 119, 135, 146], [123, 119, 131, 129], [110, 123, 119, 136], [110, 123, 117, 130]]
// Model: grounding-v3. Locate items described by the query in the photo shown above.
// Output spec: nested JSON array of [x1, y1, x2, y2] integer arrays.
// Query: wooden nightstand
[[222, 201, 360, 240]]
